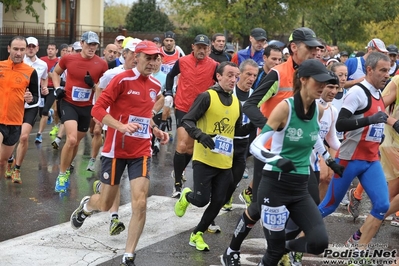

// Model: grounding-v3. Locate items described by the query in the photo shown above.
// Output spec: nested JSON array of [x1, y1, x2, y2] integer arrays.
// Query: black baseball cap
[[340, 51, 349, 56], [387, 44, 398, 55], [289, 27, 323, 48], [193, 34, 210, 46], [153, 37, 161, 43], [298, 59, 338, 83], [250, 28, 267, 41], [164, 31, 175, 39]]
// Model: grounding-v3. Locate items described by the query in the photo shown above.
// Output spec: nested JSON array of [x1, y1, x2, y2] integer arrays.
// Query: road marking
[[0, 195, 371, 265], [0, 196, 224, 265]]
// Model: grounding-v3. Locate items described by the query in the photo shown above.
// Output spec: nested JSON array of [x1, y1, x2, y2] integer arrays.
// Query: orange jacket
[[0, 58, 37, 125], [259, 56, 295, 148]]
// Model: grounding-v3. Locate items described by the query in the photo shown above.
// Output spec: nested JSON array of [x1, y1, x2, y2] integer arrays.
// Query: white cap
[[282, 47, 289, 54], [73, 41, 82, 51], [26, 37, 39, 46], [367, 38, 388, 53], [116, 35, 125, 41], [124, 38, 143, 52]]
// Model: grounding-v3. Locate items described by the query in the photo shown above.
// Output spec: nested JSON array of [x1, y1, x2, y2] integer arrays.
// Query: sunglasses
[[28, 44, 37, 48]]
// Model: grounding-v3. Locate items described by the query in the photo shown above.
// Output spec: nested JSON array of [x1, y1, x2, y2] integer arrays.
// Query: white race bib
[[161, 64, 173, 74], [365, 123, 384, 142], [125, 115, 150, 139], [39, 97, 45, 107], [261, 205, 290, 232], [336, 131, 344, 140], [242, 113, 250, 125], [71, 86, 92, 102], [211, 135, 233, 156]]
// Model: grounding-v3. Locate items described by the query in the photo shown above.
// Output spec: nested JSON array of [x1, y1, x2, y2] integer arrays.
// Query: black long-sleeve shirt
[[27, 69, 39, 106], [182, 84, 254, 139], [243, 59, 298, 128]]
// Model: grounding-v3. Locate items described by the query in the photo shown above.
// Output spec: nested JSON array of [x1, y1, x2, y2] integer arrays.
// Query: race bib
[[125, 115, 150, 139], [242, 113, 250, 125], [39, 97, 45, 107], [261, 205, 290, 232], [71, 86, 92, 102], [161, 64, 173, 74], [336, 131, 344, 140], [365, 123, 384, 142], [211, 135, 233, 156], [318, 120, 329, 140]]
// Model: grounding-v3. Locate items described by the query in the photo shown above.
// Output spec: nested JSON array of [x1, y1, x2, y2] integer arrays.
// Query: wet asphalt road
[[1, 120, 399, 265]]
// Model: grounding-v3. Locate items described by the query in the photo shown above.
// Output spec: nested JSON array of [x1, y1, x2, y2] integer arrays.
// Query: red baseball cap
[[135, 41, 161, 55]]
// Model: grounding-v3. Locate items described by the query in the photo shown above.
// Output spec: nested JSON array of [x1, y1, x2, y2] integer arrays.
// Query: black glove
[[380, 133, 385, 144], [159, 120, 168, 131], [60, 80, 66, 87], [275, 157, 296, 173], [197, 133, 215, 150], [393, 120, 399, 134], [55, 87, 65, 100], [368, 111, 388, 125], [84, 71, 95, 88], [325, 157, 345, 177]]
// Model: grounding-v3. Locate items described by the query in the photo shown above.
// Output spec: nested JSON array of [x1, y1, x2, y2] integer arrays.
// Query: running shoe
[[174, 187, 191, 217], [110, 217, 125, 236], [278, 253, 290, 266], [208, 221, 221, 233], [49, 125, 59, 136], [121, 254, 136, 266], [171, 185, 182, 198], [221, 249, 241, 266], [340, 192, 350, 206], [12, 169, 22, 184], [239, 189, 252, 207], [152, 139, 160, 155], [289, 251, 303, 266], [47, 109, 54, 125], [391, 213, 399, 227], [348, 188, 361, 221], [345, 233, 360, 246], [55, 173, 69, 193], [5, 159, 15, 178], [70, 196, 92, 230], [93, 180, 101, 194], [52, 137, 61, 150], [86, 158, 96, 172], [171, 170, 187, 182], [222, 196, 233, 211], [189, 231, 209, 251], [242, 167, 249, 179], [35, 134, 42, 143]]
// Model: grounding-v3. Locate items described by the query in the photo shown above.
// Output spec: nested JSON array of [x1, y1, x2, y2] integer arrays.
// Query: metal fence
[[1, 21, 198, 59]]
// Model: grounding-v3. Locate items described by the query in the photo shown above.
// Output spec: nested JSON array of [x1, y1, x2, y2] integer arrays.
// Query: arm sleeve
[[165, 60, 180, 95], [249, 124, 281, 164], [325, 107, 341, 151], [313, 135, 332, 161], [181, 92, 211, 139], [28, 70, 39, 105], [336, 108, 370, 132], [242, 70, 279, 128]]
